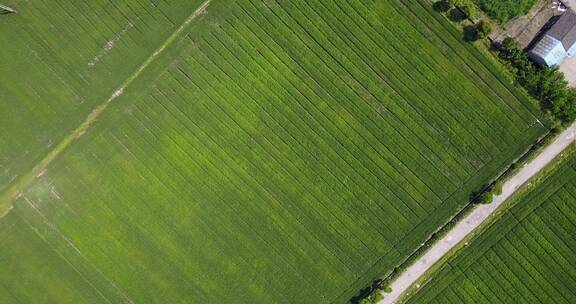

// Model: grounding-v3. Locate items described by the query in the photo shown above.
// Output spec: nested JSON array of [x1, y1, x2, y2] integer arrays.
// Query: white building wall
[[567, 42, 576, 57]]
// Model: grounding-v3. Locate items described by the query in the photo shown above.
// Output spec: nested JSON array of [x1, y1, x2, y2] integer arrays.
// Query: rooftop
[[548, 9, 576, 50]]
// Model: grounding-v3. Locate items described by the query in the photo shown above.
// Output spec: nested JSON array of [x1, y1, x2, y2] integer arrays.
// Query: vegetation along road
[[380, 121, 576, 304]]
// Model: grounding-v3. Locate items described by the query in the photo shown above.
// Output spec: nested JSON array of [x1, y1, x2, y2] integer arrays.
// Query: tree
[[433, 0, 451, 12], [532, 67, 569, 112], [554, 90, 576, 122], [499, 42, 576, 124], [502, 36, 518, 50], [475, 20, 492, 39], [448, 8, 466, 22]]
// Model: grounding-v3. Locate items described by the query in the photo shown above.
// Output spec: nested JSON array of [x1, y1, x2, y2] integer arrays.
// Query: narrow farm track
[[0, 0, 212, 216], [380, 122, 576, 304]]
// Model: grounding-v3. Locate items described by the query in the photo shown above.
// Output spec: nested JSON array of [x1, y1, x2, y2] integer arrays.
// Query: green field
[[0, 0, 548, 303], [473, 0, 537, 23], [0, 0, 208, 195], [405, 149, 576, 304]]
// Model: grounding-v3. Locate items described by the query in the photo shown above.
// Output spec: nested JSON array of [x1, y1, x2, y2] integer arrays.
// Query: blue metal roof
[[529, 35, 568, 67]]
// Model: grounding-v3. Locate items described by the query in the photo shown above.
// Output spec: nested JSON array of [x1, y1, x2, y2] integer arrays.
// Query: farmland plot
[[1, 0, 548, 303], [0, 0, 206, 194], [406, 151, 576, 304]]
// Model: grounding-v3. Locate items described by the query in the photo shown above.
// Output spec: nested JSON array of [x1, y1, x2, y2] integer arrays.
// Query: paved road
[[562, 0, 576, 10], [379, 122, 576, 304]]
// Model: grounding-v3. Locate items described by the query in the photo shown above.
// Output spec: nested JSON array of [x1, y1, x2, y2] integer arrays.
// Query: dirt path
[[379, 122, 576, 304], [0, 0, 212, 216]]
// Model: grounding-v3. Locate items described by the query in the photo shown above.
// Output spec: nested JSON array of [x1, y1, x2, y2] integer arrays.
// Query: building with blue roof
[[529, 10, 576, 67]]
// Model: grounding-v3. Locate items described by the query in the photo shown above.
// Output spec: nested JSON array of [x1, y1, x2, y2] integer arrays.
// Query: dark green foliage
[[499, 42, 576, 123], [463, 24, 478, 41], [474, 0, 537, 23], [433, 0, 451, 13], [448, 8, 466, 22]]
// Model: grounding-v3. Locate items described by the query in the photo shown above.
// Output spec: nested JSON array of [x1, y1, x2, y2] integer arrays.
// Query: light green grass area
[[0, 212, 112, 304], [1, 0, 549, 303], [405, 149, 576, 304], [473, 0, 537, 24]]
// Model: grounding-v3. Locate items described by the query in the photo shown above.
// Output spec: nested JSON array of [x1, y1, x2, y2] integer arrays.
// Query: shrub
[[461, 3, 478, 20], [372, 292, 384, 302], [502, 36, 517, 50], [475, 20, 492, 39], [493, 180, 504, 195], [478, 191, 494, 204], [383, 285, 392, 293]]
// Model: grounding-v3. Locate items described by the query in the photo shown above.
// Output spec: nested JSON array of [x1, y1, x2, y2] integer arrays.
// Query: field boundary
[[379, 122, 576, 303], [0, 0, 212, 216]]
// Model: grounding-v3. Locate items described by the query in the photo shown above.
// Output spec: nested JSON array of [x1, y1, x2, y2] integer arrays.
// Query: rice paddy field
[[405, 149, 576, 304], [0, 0, 208, 195], [0, 0, 549, 303]]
